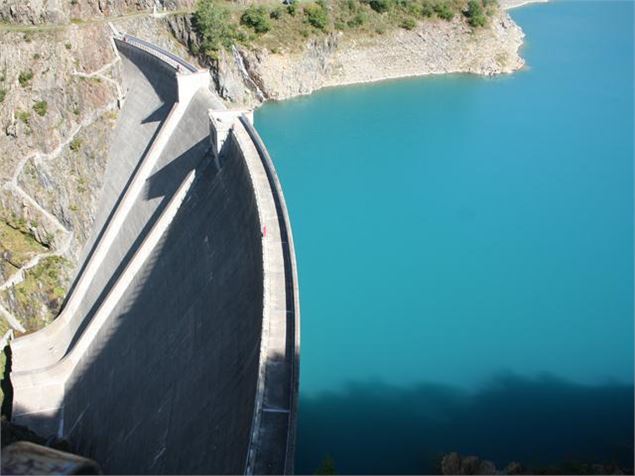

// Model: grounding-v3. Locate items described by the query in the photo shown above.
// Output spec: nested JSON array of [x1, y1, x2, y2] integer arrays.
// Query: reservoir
[[255, 1, 634, 473]]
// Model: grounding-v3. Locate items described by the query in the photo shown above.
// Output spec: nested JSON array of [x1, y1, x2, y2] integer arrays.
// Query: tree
[[304, 3, 329, 30], [194, 0, 235, 54], [368, 0, 393, 13], [465, 0, 487, 27]]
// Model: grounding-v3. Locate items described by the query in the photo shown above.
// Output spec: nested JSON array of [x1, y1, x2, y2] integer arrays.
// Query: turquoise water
[[255, 1, 634, 473]]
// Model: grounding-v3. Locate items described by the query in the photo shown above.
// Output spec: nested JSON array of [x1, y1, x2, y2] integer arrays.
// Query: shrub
[[400, 17, 416, 29], [287, 0, 298, 15], [368, 0, 392, 13], [304, 3, 328, 30], [270, 7, 284, 19], [241, 6, 271, 33], [18, 70, 33, 87], [33, 100, 47, 116], [16, 110, 30, 124], [403, 0, 422, 16], [347, 11, 367, 27], [65, 42, 72, 50], [33, 53, 40, 60], [194, 0, 236, 53], [69, 137, 82, 152], [466, 0, 487, 26], [433, 1, 454, 20], [0, 89, 5, 103], [420, 0, 434, 16]]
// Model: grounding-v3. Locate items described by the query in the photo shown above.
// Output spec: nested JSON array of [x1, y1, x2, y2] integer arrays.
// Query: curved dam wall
[[59, 149, 265, 474], [10, 34, 299, 474]]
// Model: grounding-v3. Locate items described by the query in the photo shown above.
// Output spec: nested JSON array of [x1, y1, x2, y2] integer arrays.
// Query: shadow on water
[[297, 374, 634, 474]]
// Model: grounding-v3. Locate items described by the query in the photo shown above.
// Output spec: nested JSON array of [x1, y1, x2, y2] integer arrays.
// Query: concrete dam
[[8, 31, 299, 475]]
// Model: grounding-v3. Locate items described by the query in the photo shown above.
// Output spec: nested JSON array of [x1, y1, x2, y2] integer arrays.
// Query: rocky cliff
[[168, 7, 523, 106], [0, 0, 526, 336]]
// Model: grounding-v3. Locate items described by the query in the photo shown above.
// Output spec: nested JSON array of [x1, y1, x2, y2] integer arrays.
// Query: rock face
[[0, 25, 123, 332], [0, 0, 195, 25], [0, 3, 527, 335], [168, 8, 524, 107]]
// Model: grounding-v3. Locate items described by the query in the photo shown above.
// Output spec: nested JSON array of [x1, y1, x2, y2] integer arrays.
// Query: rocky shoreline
[[168, 7, 526, 107]]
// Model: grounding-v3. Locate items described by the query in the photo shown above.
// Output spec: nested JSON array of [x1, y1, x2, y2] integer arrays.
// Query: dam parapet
[[9, 32, 299, 475], [213, 112, 300, 474]]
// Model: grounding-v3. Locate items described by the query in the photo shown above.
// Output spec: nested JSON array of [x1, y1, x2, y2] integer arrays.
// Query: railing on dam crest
[[116, 33, 198, 73]]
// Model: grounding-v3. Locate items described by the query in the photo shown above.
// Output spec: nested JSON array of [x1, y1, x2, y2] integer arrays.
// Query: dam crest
[[8, 30, 299, 475]]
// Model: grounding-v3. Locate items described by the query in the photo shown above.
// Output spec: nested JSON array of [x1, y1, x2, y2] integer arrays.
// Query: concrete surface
[[10, 42, 178, 372], [10, 34, 299, 475], [237, 118, 300, 476]]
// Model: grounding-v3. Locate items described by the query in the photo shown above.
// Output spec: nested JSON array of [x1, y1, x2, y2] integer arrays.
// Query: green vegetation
[[16, 110, 30, 124], [304, 1, 329, 30], [65, 42, 72, 50], [241, 6, 272, 33], [433, 1, 454, 20], [0, 221, 46, 272], [18, 70, 33, 87], [33, 100, 48, 116], [270, 6, 285, 20], [69, 137, 82, 152], [420, 0, 434, 16], [0, 89, 6, 103], [192, 0, 480, 56], [194, 0, 238, 55], [287, 0, 298, 15], [368, 0, 392, 13], [465, 0, 486, 27], [4, 255, 69, 333], [400, 16, 416, 29]]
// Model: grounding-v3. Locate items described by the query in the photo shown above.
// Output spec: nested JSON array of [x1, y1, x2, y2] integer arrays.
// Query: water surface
[[256, 2, 634, 472]]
